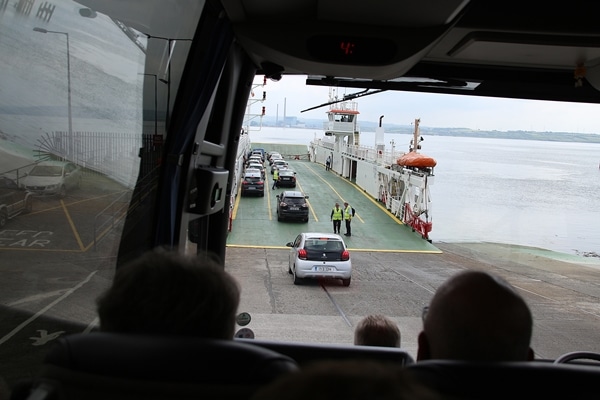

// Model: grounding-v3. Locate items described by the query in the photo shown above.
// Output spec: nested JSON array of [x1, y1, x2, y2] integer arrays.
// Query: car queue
[[240, 149, 353, 286]]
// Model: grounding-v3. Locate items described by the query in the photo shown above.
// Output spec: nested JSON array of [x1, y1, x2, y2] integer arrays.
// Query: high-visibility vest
[[331, 207, 343, 220], [344, 205, 352, 220], [273, 169, 279, 180]]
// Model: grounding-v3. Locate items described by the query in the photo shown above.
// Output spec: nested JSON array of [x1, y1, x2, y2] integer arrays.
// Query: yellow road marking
[[232, 180, 241, 219], [61, 199, 85, 251], [296, 181, 318, 221], [302, 163, 362, 223], [302, 162, 404, 226], [267, 174, 274, 220]]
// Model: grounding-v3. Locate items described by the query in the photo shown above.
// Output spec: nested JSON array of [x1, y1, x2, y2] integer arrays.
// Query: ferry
[[309, 89, 436, 242], [227, 88, 438, 253]]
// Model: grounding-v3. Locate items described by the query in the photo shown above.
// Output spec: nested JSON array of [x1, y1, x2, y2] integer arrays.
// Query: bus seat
[[12, 332, 298, 400], [238, 338, 414, 367], [406, 359, 600, 399]]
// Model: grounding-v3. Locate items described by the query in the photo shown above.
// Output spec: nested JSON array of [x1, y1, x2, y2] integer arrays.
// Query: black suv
[[276, 191, 309, 222], [241, 171, 264, 197]]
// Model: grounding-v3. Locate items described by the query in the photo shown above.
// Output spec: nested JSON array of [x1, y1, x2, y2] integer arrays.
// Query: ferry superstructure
[[309, 92, 435, 241]]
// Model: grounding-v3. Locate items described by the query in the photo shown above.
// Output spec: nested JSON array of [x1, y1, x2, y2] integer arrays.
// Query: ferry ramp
[[228, 145, 440, 253]]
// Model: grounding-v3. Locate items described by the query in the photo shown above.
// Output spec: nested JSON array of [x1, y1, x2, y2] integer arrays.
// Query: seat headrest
[[240, 338, 414, 366], [407, 360, 600, 399], [45, 332, 298, 384]]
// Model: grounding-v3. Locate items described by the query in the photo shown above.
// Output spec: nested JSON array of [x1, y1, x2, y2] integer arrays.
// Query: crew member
[[343, 202, 352, 236], [330, 202, 343, 234], [272, 168, 279, 189]]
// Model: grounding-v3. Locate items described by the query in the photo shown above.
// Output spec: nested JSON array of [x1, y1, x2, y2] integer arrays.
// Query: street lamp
[[33, 27, 73, 159], [139, 73, 158, 136], [144, 34, 192, 129]]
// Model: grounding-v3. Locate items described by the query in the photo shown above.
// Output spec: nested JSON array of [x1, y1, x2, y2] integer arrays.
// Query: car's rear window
[[305, 239, 343, 251], [285, 197, 305, 205]]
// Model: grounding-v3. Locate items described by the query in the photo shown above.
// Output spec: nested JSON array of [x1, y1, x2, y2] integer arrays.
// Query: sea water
[[250, 126, 600, 256]]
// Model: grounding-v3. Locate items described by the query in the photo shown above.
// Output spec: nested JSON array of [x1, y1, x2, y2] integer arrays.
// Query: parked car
[[246, 162, 266, 179], [21, 161, 82, 198], [251, 149, 265, 161], [267, 152, 282, 164], [241, 171, 264, 197], [276, 169, 297, 188], [276, 190, 309, 222], [0, 176, 33, 227], [286, 232, 352, 286], [271, 159, 289, 174], [247, 155, 263, 165]]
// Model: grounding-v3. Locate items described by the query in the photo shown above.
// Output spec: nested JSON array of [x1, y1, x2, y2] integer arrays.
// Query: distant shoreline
[[253, 123, 600, 144]]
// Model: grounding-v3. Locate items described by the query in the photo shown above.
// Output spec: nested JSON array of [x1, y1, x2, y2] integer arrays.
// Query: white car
[[21, 161, 82, 198], [271, 159, 289, 174], [286, 232, 352, 286]]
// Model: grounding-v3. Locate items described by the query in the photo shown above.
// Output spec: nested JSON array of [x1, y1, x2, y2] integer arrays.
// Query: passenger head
[[251, 360, 440, 400], [354, 314, 401, 347], [97, 248, 240, 339], [417, 270, 533, 362]]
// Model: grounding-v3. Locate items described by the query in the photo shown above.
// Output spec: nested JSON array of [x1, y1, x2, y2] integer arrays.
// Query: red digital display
[[307, 35, 396, 65], [340, 41, 355, 56]]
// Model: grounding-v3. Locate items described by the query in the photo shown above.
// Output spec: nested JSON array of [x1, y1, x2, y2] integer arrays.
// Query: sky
[[254, 75, 600, 134]]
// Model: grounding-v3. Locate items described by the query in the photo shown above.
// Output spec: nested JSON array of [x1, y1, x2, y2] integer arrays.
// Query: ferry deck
[[227, 143, 440, 254]]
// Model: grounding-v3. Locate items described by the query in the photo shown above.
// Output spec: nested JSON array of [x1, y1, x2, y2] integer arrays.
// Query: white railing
[[342, 143, 401, 166], [312, 138, 403, 167]]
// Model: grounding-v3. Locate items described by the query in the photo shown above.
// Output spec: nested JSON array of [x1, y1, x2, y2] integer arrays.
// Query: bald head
[[418, 270, 533, 362]]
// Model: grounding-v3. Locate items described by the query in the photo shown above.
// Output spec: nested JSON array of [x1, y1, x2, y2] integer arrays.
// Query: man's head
[[97, 248, 240, 339], [344, 202, 348, 207], [417, 270, 533, 362], [354, 314, 401, 347], [335, 202, 340, 207]]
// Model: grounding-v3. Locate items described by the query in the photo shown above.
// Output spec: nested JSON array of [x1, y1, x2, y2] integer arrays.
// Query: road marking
[[296, 180, 318, 221], [61, 199, 85, 251], [267, 174, 274, 220], [302, 162, 404, 226], [232, 181, 241, 219], [0, 270, 98, 346], [301, 163, 363, 223]]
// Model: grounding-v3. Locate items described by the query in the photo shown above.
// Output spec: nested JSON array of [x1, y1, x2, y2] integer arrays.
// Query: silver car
[[21, 161, 82, 198], [286, 232, 352, 286]]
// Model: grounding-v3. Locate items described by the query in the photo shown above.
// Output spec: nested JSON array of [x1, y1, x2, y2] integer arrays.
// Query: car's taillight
[[341, 250, 350, 261], [242, 180, 248, 185], [298, 249, 307, 260]]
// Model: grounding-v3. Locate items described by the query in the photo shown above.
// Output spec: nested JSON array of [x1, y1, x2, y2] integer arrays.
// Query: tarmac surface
[[226, 241, 600, 361]]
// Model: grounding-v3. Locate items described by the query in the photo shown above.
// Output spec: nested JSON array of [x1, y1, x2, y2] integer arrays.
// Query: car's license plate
[[248, 186, 255, 189], [315, 266, 334, 272], [289, 207, 299, 210]]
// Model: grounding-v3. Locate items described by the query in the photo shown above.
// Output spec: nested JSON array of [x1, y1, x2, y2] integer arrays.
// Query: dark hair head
[[422, 270, 532, 361], [354, 314, 401, 347], [97, 248, 240, 339]]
